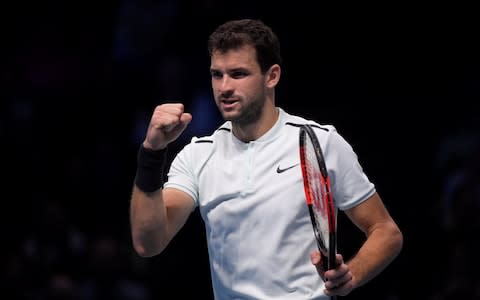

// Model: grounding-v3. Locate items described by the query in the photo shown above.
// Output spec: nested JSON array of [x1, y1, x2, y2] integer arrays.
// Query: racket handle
[[321, 252, 329, 270], [328, 232, 337, 270]]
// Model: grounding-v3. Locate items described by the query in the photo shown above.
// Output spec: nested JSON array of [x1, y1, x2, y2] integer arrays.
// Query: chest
[[196, 134, 306, 223]]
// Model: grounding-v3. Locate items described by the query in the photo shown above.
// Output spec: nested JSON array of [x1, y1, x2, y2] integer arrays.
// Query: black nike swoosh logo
[[276, 163, 299, 173]]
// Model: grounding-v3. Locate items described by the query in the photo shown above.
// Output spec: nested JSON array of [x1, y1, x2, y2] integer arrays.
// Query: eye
[[210, 70, 222, 79], [231, 71, 248, 79]]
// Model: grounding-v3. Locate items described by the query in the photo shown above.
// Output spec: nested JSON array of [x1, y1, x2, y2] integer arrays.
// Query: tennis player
[[130, 18, 403, 299]]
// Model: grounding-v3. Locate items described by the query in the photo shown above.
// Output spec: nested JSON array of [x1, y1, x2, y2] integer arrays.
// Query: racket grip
[[321, 252, 329, 271], [328, 232, 337, 270]]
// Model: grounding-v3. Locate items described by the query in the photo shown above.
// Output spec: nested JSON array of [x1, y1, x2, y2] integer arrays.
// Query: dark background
[[3, 1, 479, 299]]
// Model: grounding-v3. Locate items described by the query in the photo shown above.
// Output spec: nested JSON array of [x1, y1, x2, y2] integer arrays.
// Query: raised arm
[[130, 103, 194, 257]]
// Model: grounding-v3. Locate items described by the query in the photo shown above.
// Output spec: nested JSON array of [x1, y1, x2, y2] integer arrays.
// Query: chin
[[220, 110, 237, 121]]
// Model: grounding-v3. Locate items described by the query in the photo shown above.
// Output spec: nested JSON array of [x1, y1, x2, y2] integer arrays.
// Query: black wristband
[[134, 145, 168, 193]]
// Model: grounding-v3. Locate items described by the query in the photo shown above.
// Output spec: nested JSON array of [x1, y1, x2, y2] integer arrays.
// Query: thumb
[[180, 112, 192, 127], [311, 250, 327, 281], [166, 113, 192, 141], [310, 250, 321, 265]]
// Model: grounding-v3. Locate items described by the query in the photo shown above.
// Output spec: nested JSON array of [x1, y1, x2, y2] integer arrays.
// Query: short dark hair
[[208, 19, 282, 74]]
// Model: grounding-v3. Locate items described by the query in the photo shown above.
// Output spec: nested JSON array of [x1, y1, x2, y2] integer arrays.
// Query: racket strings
[[304, 138, 330, 250]]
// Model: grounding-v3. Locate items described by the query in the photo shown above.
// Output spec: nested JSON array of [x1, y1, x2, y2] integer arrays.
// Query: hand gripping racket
[[299, 124, 337, 299]]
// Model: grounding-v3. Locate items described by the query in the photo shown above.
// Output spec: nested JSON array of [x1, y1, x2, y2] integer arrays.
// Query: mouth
[[221, 98, 238, 104], [220, 99, 239, 110]]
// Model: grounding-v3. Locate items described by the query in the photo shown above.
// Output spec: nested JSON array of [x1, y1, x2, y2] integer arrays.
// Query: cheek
[[246, 81, 264, 97], [210, 83, 219, 96], [212, 80, 225, 93]]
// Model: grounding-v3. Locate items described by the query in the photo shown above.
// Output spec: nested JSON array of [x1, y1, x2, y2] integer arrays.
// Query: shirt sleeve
[[164, 142, 199, 207], [323, 127, 376, 210]]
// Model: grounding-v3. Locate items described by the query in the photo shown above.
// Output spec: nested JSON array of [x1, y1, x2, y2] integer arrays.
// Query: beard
[[221, 91, 266, 127]]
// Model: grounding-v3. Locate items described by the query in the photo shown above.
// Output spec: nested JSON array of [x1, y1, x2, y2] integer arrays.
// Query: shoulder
[[180, 121, 231, 153], [278, 108, 337, 137], [171, 122, 231, 170], [277, 108, 354, 157]]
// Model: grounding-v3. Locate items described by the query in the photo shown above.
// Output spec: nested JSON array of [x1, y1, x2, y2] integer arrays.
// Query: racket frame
[[299, 124, 337, 271]]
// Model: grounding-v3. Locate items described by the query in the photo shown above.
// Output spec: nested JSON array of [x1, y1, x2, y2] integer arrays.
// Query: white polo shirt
[[164, 107, 375, 299]]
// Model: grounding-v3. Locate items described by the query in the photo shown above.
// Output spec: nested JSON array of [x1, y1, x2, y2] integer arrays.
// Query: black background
[[3, 1, 479, 299]]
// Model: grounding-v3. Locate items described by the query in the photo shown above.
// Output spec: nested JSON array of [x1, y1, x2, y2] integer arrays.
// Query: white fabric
[[164, 107, 375, 299]]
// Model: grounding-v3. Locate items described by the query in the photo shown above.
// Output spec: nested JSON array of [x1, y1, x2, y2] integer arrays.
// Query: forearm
[[130, 186, 169, 257], [347, 221, 403, 288], [130, 141, 170, 257], [129, 104, 193, 257]]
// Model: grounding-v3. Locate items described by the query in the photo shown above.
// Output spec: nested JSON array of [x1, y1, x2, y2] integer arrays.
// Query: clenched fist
[[143, 103, 192, 150]]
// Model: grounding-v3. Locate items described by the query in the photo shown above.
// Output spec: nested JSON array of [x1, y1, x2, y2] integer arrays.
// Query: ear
[[265, 64, 281, 88]]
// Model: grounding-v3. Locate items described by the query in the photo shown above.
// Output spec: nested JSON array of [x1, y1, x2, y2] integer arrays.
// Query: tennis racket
[[299, 124, 337, 299]]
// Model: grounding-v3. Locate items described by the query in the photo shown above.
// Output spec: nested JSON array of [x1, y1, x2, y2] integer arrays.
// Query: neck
[[233, 105, 279, 143]]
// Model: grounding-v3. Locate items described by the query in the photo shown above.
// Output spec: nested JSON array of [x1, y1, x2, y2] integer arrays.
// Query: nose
[[218, 75, 233, 93], [214, 76, 234, 99]]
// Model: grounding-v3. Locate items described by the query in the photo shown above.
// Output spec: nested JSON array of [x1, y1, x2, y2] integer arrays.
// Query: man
[[130, 18, 403, 299]]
